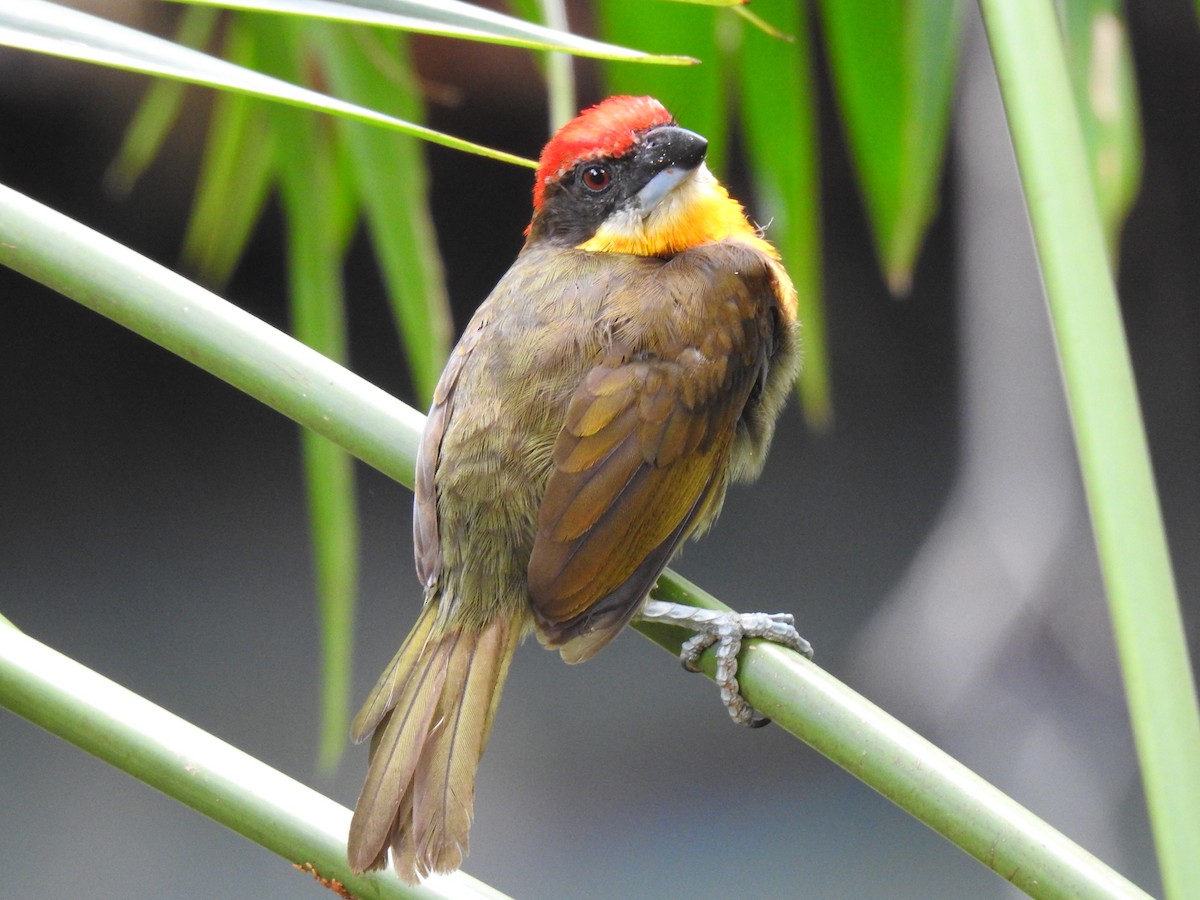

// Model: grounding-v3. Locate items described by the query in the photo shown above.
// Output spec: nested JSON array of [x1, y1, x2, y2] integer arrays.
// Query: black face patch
[[528, 126, 709, 248], [531, 155, 643, 247]]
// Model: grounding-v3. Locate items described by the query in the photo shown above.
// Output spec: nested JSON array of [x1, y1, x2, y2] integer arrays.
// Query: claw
[[679, 632, 716, 672], [638, 600, 813, 727]]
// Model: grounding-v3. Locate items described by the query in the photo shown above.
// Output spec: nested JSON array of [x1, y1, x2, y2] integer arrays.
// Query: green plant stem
[[0, 184, 423, 484], [0, 180, 1156, 899], [0, 617, 508, 900], [538, 0, 576, 129], [648, 575, 1150, 899], [978, 3, 1200, 898]]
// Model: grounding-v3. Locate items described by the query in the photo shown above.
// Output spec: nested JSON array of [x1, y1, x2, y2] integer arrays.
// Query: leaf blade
[[1058, 0, 1142, 263], [181, 17, 277, 283], [318, 24, 452, 405], [257, 14, 361, 770], [737, 0, 829, 428], [160, 0, 696, 63], [105, 4, 222, 194], [0, 0, 534, 166], [819, 0, 962, 292]]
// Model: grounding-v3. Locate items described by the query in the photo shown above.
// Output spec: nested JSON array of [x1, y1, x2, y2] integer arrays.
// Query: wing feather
[[542, 451, 721, 610], [542, 423, 643, 543], [526, 245, 798, 658], [531, 353, 755, 653]]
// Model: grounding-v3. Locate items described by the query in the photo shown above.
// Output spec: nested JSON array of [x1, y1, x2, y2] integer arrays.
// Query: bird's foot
[[637, 600, 813, 727]]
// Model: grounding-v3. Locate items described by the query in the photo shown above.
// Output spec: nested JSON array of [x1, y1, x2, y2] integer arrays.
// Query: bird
[[347, 94, 807, 883]]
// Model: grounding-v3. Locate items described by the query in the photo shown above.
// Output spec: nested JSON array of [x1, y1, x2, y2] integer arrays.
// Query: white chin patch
[[600, 163, 713, 239], [637, 161, 704, 211]]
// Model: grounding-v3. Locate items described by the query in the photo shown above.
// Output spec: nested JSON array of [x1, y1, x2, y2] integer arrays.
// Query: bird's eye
[[581, 165, 611, 192]]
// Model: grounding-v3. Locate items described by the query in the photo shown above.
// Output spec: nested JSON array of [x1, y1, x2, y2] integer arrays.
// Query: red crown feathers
[[531, 96, 674, 212]]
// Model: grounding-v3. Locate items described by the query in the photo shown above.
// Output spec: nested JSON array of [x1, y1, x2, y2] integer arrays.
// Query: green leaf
[[257, 14, 362, 771], [160, 0, 696, 63], [819, 0, 963, 293], [0, 0, 534, 167], [318, 25, 453, 405], [181, 18, 277, 282], [737, 0, 829, 429], [105, 4, 221, 194], [1058, 0, 1142, 264], [596, 0, 727, 174], [731, 4, 794, 40]]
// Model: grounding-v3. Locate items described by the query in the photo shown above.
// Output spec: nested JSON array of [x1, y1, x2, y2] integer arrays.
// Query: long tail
[[347, 603, 520, 882]]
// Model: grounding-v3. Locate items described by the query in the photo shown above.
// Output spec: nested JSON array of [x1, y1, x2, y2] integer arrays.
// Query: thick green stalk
[[0, 618, 508, 900], [978, 3, 1200, 898], [0, 179, 1156, 899], [649, 575, 1149, 900], [537, 0, 577, 128], [0, 183, 423, 483]]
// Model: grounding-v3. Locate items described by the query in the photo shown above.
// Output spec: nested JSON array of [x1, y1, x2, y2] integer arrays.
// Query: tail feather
[[347, 645, 447, 873], [347, 607, 520, 882], [388, 786, 417, 877], [350, 601, 439, 744], [412, 619, 517, 877]]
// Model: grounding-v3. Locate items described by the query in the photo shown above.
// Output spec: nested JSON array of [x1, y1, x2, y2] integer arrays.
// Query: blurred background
[[2, 1, 1197, 897]]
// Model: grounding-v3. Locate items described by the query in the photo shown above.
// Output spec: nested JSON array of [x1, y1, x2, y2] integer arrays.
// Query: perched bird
[[348, 95, 807, 882]]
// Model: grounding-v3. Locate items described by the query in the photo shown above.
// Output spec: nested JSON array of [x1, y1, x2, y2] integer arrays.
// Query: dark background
[[2, 3, 1197, 897]]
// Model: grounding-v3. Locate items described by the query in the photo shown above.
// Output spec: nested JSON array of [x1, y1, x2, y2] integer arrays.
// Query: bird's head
[[525, 96, 772, 258]]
